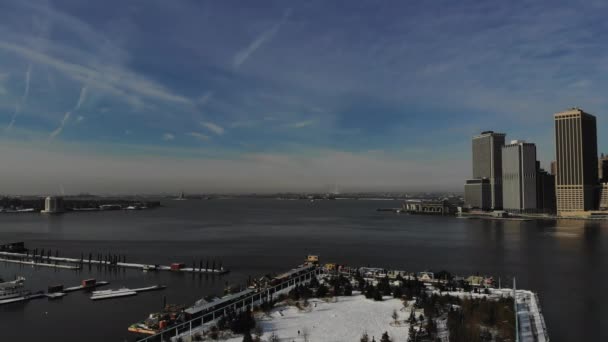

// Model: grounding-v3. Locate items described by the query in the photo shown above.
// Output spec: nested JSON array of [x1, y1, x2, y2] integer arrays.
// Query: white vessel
[[0, 276, 30, 300]]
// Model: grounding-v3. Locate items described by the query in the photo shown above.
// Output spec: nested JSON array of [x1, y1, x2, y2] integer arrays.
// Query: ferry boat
[[0, 276, 29, 300]]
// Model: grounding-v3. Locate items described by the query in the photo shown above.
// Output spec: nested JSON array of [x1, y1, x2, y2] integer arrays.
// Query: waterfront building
[[536, 163, 557, 214], [599, 153, 608, 182], [402, 199, 457, 215], [464, 178, 491, 210], [554, 108, 598, 215], [472, 131, 506, 209], [41, 196, 65, 214], [502, 140, 537, 213]]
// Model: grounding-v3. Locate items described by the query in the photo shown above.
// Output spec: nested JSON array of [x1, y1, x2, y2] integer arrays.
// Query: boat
[[0, 276, 30, 300], [64, 279, 109, 292], [128, 304, 186, 335], [46, 292, 67, 299]]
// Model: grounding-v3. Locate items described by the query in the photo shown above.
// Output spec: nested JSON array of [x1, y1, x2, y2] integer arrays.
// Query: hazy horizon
[[1, 1, 607, 193]]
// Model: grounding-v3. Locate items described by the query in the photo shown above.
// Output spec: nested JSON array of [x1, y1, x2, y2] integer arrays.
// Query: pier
[[0, 251, 228, 275], [136, 266, 322, 342]]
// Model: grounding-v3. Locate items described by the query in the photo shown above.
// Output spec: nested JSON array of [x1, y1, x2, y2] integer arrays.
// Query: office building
[[554, 108, 598, 214], [550, 161, 557, 176], [599, 153, 608, 183], [502, 140, 537, 213], [464, 178, 491, 210], [599, 183, 608, 210], [472, 131, 506, 209], [536, 162, 556, 213]]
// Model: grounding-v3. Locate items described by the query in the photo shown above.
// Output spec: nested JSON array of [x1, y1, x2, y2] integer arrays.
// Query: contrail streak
[[49, 85, 87, 140], [6, 64, 32, 131]]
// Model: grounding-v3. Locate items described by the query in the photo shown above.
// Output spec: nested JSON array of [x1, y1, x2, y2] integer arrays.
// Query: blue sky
[[0, 0, 607, 194]]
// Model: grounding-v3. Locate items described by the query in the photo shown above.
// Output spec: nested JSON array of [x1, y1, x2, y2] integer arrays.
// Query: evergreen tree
[[242, 330, 253, 342], [360, 332, 370, 342], [380, 331, 391, 342]]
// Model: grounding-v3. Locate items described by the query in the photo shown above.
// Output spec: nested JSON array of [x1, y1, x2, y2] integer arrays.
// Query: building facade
[[599, 153, 608, 183], [472, 131, 506, 209], [554, 108, 598, 214], [599, 183, 608, 210], [41, 196, 65, 214], [536, 162, 556, 214], [502, 140, 537, 213], [464, 178, 491, 210]]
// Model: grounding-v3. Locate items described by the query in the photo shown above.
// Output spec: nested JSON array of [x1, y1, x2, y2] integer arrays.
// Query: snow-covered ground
[[226, 295, 412, 342]]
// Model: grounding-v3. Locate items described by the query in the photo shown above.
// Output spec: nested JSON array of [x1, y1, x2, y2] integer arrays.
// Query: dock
[[0, 293, 46, 305], [91, 285, 166, 301], [0, 251, 228, 274], [0, 257, 81, 270]]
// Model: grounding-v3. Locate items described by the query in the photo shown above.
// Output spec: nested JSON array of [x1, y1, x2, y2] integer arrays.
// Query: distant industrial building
[[471, 131, 506, 209], [536, 162, 556, 214], [41, 196, 65, 214], [502, 140, 537, 213], [554, 108, 598, 215], [464, 178, 491, 210]]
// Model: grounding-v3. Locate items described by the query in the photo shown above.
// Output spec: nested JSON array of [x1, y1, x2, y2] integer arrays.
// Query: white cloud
[[201, 121, 225, 135], [162, 133, 175, 141], [197, 91, 213, 106], [187, 132, 210, 141], [290, 120, 316, 128]]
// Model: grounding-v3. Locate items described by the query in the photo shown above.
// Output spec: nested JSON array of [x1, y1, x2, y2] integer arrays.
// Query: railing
[[136, 267, 321, 342]]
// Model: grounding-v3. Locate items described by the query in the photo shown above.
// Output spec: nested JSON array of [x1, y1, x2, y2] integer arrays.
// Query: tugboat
[[128, 304, 187, 335], [0, 276, 29, 301]]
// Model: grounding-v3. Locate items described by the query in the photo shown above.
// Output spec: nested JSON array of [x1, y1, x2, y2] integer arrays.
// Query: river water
[[0, 199, 605, 342]]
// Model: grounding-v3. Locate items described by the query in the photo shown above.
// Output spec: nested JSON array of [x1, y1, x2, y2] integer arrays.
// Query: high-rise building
[[599, 153, 608, 183], [536, 161, 556, 214], [41, 196, 65, 214], [464, 178, 491, 210], [550, 160, 557, 176], [502, 140, 537, 213], [554, 108, 598, 214], [472, 131, 506, 209]]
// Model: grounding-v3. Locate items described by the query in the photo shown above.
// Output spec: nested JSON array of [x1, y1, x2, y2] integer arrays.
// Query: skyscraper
[[472, 131, 505, 209], [554, 108, 598, 214], [502, 140, 537, 213], [599, 153, 608, 183], [536, 161, 556, 214]]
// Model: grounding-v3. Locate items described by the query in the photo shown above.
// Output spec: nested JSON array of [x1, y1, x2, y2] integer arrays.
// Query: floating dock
[[0, 257, 81, 270], [91, 285, 166, 301], [0, 293, 45, 305], [0, 251, 228, 274]]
